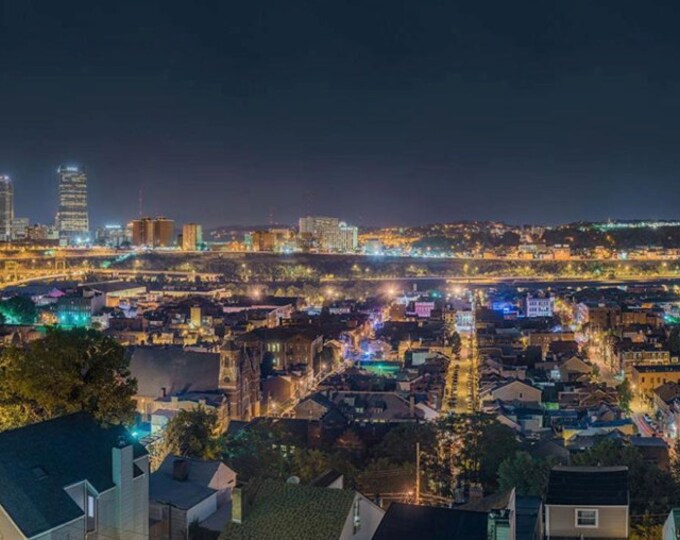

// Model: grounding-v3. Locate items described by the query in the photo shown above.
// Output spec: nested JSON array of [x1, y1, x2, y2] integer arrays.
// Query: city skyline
[[4, 3, 680, 227]]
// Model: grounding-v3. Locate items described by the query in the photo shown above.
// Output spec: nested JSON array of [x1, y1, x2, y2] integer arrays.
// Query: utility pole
[[415, 442, 421, 505]]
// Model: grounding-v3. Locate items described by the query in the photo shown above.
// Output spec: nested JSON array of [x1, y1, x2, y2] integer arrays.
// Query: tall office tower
[[57, 165, 89, 242], [0, 176, 13, 242], [182, 223, 203, 251]]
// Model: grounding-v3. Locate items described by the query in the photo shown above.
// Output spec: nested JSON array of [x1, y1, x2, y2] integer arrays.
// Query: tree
[[497, 451, 552, 496], [164, 407, 221, 459], [669, 327, 680, 356], [261, 352, 276, 378], [290, 449, 330, 483], [0, 328, 136, 430], [0, 296, 37, 325], [450, 332, 462, 356], [573, 439, 680, 517], [372, 423, 437, 464], [223, 421, 291, 480], [436, 413, 519, 493], [630, 514, 663, 540], [671, 438, 680, 482], [356, 458, 416, 498], [617, 379, 633, 413]]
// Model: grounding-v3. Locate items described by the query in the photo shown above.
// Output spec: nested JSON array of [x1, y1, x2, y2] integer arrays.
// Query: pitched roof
[[0, 413, 146, 538], [372, 503, 488, 540], [546, 466, 629, 506], [515, 495, 542, 540], [150, 455, 234, 510], [158, 454, 228, 486], [654, 382, 680, 404], [220, 479, 356, 540], [130, 346, 221, 397]]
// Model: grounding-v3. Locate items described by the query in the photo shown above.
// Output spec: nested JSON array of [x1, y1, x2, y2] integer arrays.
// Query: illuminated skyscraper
[[298, 216, 358, 252], [57, 165, 89, 242], [0, 176, 14, 242], [182, 223, 203, 251]]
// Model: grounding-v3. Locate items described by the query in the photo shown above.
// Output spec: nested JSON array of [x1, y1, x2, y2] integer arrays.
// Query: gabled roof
[[150, 455, 235, 510], [654, 382, 680, 404], [546, 466, 629, 506], [0, 413, 146, 538], [220, 479, 356, 540], [372, 503, 488, 540]]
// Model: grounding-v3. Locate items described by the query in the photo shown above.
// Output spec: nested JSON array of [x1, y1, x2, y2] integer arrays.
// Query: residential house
[[0, 413, 149, 540], [663, 508, 680, 540], [129, 346, 228, 426], [485, 379, 542, 405], [372, 504, 488, 540], [373, 490, 543, 540], [544, 466, 629, 539], [150, 455, 237, 540], [220, 478, 384, 540]]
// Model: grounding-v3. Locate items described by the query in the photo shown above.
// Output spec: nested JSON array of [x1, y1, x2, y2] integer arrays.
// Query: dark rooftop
[[0, 413, 146, 538], [633, 364, 680, 373], [129, 346, 221, 397], [545, 466, 629, 506], [372, 503, 488, 540]]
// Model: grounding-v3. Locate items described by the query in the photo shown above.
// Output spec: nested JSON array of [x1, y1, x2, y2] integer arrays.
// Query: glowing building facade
[[57, 165, 89, 242], [0, 176, 13, 242]]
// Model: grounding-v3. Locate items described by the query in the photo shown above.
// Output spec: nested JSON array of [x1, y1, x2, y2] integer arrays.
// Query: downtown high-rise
[[0, 175, 13, 242], [56, 165, 89, 243]]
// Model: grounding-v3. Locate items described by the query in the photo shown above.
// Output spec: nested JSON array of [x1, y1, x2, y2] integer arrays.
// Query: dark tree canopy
[[497, 451, 553, 496], [573, 439, 680, 518], [0, 328, 136, 430], [163, 407, 221, 460], [0, 296, 37, 325]]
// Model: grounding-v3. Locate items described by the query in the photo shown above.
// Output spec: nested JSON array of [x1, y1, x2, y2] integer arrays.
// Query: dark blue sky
[[2, 1, 680, 228]]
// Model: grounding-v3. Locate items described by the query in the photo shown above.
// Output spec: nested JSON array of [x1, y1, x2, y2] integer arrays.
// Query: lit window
[[87, 494, 97, 532], [575, 508, 598, 528], [353, 498, 361, 533]]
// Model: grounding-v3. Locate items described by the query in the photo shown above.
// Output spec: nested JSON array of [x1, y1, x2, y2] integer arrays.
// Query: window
[[353, 498, 361, 534], [86, 494, 97, 532], [575, 508, 598, 528]]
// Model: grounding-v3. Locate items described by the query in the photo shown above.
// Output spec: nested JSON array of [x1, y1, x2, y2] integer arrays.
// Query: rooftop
[[220, 479, 356, 540], [0, 413, 146, 538], [372, 503, 488, 540], [546, 466, 629, 506], [633, 364, 680, 373]]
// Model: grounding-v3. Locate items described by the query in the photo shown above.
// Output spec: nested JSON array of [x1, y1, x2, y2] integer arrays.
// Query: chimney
[[409, 394, 415, 416], [232, 486, 246, 524], [469, 483, 483, 503], [161, 386, 167, 398], [172, 458, 189, 481], [112, 442, 134, 530]]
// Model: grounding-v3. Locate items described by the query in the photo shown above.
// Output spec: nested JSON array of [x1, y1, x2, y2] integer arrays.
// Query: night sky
[[3, 2, 680, 228]]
